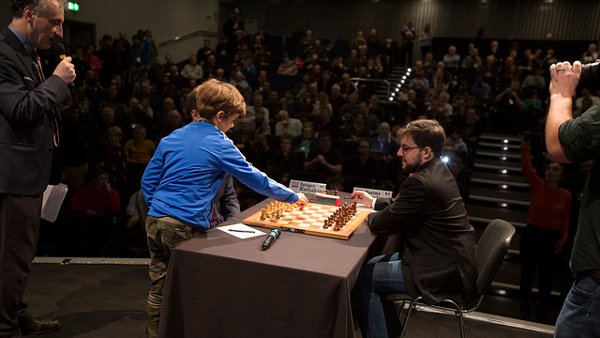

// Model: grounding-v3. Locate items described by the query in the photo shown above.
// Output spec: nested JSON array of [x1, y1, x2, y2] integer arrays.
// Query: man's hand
[[295, 192, 308, 207], [53, 57, 76, 84], [549, 61, 581, 99], [351, 191, 375, 207]]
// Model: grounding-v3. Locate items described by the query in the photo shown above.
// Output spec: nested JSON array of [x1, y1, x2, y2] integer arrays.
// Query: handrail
[[349, 78, 391, 98], [158, 30, 219, 48]]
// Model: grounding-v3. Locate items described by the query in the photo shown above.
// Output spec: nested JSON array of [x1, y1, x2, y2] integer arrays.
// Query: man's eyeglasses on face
[[400, 144, 420, 154]]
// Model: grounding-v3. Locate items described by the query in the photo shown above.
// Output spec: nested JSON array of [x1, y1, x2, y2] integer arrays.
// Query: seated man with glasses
[[351, 119, 477, 338]]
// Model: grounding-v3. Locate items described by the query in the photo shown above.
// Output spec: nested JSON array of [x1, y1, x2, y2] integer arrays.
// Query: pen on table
[[229, 229, 255, 233]]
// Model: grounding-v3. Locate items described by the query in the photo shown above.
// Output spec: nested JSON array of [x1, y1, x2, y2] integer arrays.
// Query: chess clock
[[314, 192, 341, 206]]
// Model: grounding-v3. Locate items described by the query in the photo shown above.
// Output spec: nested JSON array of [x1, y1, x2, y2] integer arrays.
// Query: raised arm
[[545, 61, 581, 163]]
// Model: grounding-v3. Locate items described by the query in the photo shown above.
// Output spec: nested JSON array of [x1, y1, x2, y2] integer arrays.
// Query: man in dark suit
[[351, 119, 477, 338], [0, 0, 76, 336]]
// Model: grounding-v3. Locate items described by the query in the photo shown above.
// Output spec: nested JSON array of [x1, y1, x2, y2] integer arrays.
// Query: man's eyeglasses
[[399, 144, 421, 154]]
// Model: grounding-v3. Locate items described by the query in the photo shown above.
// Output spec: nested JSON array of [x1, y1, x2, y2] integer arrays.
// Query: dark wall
[[257, 0, 600, 43]]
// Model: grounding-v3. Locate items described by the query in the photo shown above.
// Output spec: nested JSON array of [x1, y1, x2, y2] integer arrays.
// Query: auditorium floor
[[24, 261, 554, 338]]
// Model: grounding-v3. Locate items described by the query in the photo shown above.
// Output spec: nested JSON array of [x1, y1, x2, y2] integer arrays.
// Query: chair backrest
[[475, 219, 516, 295]]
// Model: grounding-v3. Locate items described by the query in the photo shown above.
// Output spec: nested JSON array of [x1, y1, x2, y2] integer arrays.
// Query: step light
[[498, 202, 509, 208], [499, 169, 508, 175], [503, 139, 509, 144], [499, 184, 509, 190], [500, 156, 508, 161]]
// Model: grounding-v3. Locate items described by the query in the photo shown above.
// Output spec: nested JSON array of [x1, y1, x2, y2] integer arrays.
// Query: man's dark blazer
[[369, 157, 477, 305], [213, 174, 241, 225], [0, 28, 70, 195]]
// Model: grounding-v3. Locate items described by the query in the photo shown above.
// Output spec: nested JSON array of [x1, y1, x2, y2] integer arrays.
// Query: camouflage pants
[[145, 216, 205, 338]]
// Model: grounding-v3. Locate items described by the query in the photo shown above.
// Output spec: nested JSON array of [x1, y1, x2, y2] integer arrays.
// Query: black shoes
[[19, 312, 60, 336]]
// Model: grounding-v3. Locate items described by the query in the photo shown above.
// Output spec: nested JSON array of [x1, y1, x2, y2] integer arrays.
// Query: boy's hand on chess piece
[[350, 191, 375, 207], [295, 192, 309, 207]]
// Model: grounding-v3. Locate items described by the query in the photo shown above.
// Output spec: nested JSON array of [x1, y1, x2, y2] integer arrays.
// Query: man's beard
[[401, 155, 422, 175]]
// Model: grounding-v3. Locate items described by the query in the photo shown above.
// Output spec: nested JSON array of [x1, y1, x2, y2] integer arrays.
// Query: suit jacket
[[369, 158, 477, 305], [0, 28, 70, 195], [213, 174, 241, 224]]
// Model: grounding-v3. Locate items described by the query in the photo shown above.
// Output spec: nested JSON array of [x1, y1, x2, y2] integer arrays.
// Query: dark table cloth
[[159, 199, 377, 338]]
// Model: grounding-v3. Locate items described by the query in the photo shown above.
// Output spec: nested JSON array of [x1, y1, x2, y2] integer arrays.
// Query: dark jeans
[[352, 253, 406, 338], [555, 275, 600, 337]]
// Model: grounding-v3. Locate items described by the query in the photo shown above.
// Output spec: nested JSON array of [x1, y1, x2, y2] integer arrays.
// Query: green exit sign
[[67, 1, 80, 11]]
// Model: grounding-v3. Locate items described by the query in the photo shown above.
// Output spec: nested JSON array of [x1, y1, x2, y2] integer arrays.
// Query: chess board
[[242, 201, 372, 240]]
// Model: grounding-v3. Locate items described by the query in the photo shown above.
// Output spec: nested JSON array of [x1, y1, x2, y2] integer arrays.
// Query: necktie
[[31, 50, 61, 147], [31, 50, 45, 82]]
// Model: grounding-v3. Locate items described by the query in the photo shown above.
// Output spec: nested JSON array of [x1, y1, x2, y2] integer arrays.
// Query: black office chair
[[386, 219, 516, 338]]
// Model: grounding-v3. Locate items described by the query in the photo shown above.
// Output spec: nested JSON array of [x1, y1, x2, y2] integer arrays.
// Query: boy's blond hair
[[193, 79, 246, 120]]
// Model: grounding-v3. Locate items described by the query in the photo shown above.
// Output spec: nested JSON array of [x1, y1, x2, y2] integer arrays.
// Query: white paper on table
[[217, 223, 266, 239]]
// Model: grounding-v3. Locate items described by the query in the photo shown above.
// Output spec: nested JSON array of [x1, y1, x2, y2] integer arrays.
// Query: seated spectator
[[240, 57, 258, 84], [443, 45, 460, 74], [249, 107, 271, 136], [470, 74, 492, 102], [407, 69, 430, 97], [70, 168, 121, 216], [314, 105, 338, 139], [447, 125, 470, 166], [327, 85, 345, 117], [370, 122, 399, 158], [574, 89, 600, 112], [398, 88, 425, 120], [104, 126, 128, 198], [202, 54, 218, 80], [343, 138, 382, 182], [574, 95, 594, 118], [277, 53, 298, 76], [229, 117, 253, 152], [274, 110, 303, 138], [181, 55, 203, 82], [521, 68, 546, 96], [230, 71, 252, 100], [345, 49, 362, 75], [294, 124, 318, 160], [367, 94, 387, 123], [461, 47, 482, 69], [246, 93, 270, 122], [359, 101, 380, 134], [66, 168, 122, 256], [124, 124, 156, 190], [581, 42, 599, 65], [88, 106, 121, 164], [343, 112, 372, 141], [266, 134, 303, 185], [156, 109, 185, 141], [303, 131, 343, 178], [254, 47, 271, 69], [312, 92, 333, 117]]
